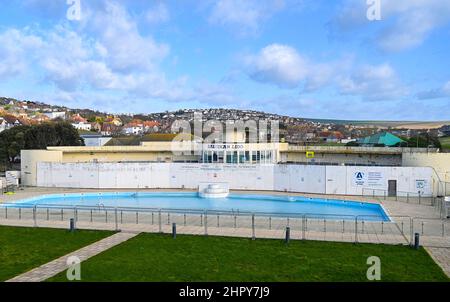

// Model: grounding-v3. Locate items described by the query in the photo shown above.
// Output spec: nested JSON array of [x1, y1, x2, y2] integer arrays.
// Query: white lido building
[[20, 142, 450, 197]]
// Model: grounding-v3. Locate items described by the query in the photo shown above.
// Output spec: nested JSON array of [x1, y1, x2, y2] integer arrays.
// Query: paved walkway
[[425, 247, 450, 277], [6, 231, 139, 282]]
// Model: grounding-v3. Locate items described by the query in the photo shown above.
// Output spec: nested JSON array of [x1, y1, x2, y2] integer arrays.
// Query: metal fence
[[1, 204, 448, 247], [361, 188, 447, 218]]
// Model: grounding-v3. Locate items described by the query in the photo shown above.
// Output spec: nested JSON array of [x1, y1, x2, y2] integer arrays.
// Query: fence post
[[5, 207, 7, 219], [204, 211, 208, 236], [115, 208, 118, 231], [251, 214, 255, 240], [19, 208, 22, 220], [410, 218, 414, 246], [33, 205, 37, 227], [46, 208, 49, 221], [217, 214, 220, 228], [136, 211, 139, 224], [158, 210, 162, 233], [269, 217, 272, 230], [302, 216, 305, 240], [418, 192, 421, 205], [172, 223, 177, 239], [285, 226, 290, 244], [355, 217, 358, 243], [414, 233, 420, 249]]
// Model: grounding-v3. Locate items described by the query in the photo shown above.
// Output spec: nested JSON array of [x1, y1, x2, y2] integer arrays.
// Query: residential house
[[318, 131, 344, 143], [0, 115, 22, 132], [101, 123, 121, 136], [90, 122, 102, 133], [104, 116, 123, 127], [71, 122, 92, 131], [123, 122, 144, 135], [44, 111, 66, 120], [143, 121, 160, 133], [70, 113, 88, 123]]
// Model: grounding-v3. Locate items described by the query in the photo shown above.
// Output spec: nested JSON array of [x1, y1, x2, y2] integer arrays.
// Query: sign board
[[415, 179, 428, 195], [306, 151, 315, 158], [353, 171, 385, 187], [353, 171, 366, 186], [205, 144, 244, 151]]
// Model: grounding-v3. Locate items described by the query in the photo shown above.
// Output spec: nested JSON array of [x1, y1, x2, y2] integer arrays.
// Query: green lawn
[[439, 136, 450, 151], [0, 226, 114, 281], [49, 233, 448, 282]]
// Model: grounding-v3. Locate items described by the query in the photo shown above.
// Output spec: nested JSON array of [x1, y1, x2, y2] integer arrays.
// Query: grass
[[439, 136, 450, 151], [49, 233, 448, 282], [0, 226, 114, 281]]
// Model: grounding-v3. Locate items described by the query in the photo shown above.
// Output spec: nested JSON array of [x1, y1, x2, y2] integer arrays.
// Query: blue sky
[[0, 0, 449, 120]]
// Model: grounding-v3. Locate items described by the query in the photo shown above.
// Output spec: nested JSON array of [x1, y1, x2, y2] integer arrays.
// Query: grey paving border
[[424, 247, 450, 278], [6, 231, 139, 282]]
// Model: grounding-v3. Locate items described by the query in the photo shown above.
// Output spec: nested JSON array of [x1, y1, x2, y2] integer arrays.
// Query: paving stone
[[6, 232, 139, 282]]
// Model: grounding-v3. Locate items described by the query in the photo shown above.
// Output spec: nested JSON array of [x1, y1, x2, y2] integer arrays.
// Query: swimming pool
[[4, 192, 390, 221]]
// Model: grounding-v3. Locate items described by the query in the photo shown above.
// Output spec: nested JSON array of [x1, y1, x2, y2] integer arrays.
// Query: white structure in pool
[[198, 183, 229, 198]]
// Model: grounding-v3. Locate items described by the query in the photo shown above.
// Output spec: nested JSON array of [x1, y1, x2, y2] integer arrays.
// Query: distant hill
[[303, 118, 450, 129], [1, 96, 448, 129]]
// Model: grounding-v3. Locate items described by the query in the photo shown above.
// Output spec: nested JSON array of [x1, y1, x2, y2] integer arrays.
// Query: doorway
[[388, 180, 397, 197]]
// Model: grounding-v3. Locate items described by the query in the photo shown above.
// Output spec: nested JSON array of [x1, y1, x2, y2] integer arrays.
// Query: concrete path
[[425, 247, 450, 277], [6, 231, 139, 282]]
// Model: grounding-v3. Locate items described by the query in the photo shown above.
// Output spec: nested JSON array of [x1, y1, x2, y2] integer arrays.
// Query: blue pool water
[[5, 192, 390, 221]]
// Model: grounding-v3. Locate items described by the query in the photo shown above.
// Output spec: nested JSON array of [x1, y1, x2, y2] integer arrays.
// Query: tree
[[400, 134, 441, 149], [0, 122, 84, 170]]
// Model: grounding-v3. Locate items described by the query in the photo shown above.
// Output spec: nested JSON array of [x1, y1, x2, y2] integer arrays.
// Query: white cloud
[[208, 0, 285, 36], [89, 2, 170, 72], [0, 29, 43, 79], [244, 44, 408, 101], [145, 2, 170, 24], [337, 63, 408, 101], [331, 0, 450, 52], [417, 80, 450, 100], [244, 44, 309, 88], [0, 1, 240, 111]]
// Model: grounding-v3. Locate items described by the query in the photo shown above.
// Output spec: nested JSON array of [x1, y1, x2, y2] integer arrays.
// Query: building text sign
[[205, 144, 245, 151], [353, 171, 385, 187]]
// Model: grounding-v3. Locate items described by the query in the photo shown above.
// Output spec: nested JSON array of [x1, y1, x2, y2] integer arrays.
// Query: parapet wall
[[34, 162, 438, 197]]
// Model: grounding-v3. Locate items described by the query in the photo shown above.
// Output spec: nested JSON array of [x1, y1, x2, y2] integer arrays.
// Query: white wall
[[402, 152, 450, 195], [35, 162, 436, 197]]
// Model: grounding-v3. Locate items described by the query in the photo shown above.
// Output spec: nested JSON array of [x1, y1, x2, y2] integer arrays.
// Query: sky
[[0, 0, 449, 121]]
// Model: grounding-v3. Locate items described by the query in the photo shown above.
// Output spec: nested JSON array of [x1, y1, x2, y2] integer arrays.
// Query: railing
[[0, 203, 448, 247], [362, 188, 447, 218]]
